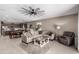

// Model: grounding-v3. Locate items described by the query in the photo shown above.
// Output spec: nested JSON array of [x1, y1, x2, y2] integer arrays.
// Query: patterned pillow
[[23, 32, 32, 38]]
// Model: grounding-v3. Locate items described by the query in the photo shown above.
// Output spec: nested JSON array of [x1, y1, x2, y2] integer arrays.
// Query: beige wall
[[0, 14, 78, 36], [0, 21, 1, 35], [29, 14, 78, 35], [78, 11, 79, 51]]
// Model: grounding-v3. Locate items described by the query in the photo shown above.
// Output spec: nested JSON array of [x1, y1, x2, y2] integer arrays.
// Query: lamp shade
[[56, 25, 61, 30], [36, 22, 42, 25]]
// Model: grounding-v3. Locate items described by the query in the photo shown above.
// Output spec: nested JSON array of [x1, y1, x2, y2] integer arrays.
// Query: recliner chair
[[58, 31, 75, 46]]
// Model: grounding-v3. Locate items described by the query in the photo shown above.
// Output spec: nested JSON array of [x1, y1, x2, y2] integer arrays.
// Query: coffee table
[[33, 35, 49, 47]]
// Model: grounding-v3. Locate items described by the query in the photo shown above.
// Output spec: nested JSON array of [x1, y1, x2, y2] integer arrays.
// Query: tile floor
[[0, 36, 78, 54]]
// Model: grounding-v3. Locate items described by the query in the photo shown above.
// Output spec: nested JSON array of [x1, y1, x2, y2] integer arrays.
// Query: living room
[[0, 4, 79, 54]]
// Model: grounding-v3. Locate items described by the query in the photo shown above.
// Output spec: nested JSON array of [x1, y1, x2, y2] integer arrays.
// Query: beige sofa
[[21, 30, 55, 44]]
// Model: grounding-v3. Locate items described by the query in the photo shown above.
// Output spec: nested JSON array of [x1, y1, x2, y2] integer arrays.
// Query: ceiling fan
[[19, 6, 45, 16]]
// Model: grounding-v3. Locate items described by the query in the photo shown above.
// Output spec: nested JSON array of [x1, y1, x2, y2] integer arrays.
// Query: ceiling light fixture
[[19, 6, 45, 16]]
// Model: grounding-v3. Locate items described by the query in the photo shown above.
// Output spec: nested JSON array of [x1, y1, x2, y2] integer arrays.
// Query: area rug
[[19, 41, 52, 54]]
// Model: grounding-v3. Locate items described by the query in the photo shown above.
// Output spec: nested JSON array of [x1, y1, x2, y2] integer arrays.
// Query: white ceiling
[[0, 4, 79, 23]]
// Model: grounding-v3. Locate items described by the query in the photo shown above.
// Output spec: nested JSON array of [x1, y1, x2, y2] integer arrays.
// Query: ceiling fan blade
[[36, 10, 45, 14], [39, 10, 45, 12], [21, 11, 29, 15], [35, 8, 40, 12], [19, 9, 30, 15], [36, 10, 45, 16], [25, 13, 29, 15], [19, 7, 31, 14], [29, 6, 33, 10], [21, 7, 29, 11]]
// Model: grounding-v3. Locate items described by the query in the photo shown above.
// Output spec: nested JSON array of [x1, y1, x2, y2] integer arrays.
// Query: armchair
[[21, 32, 33, 44], [21, 30, 41, 44], [58, 31, 75, 46]]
